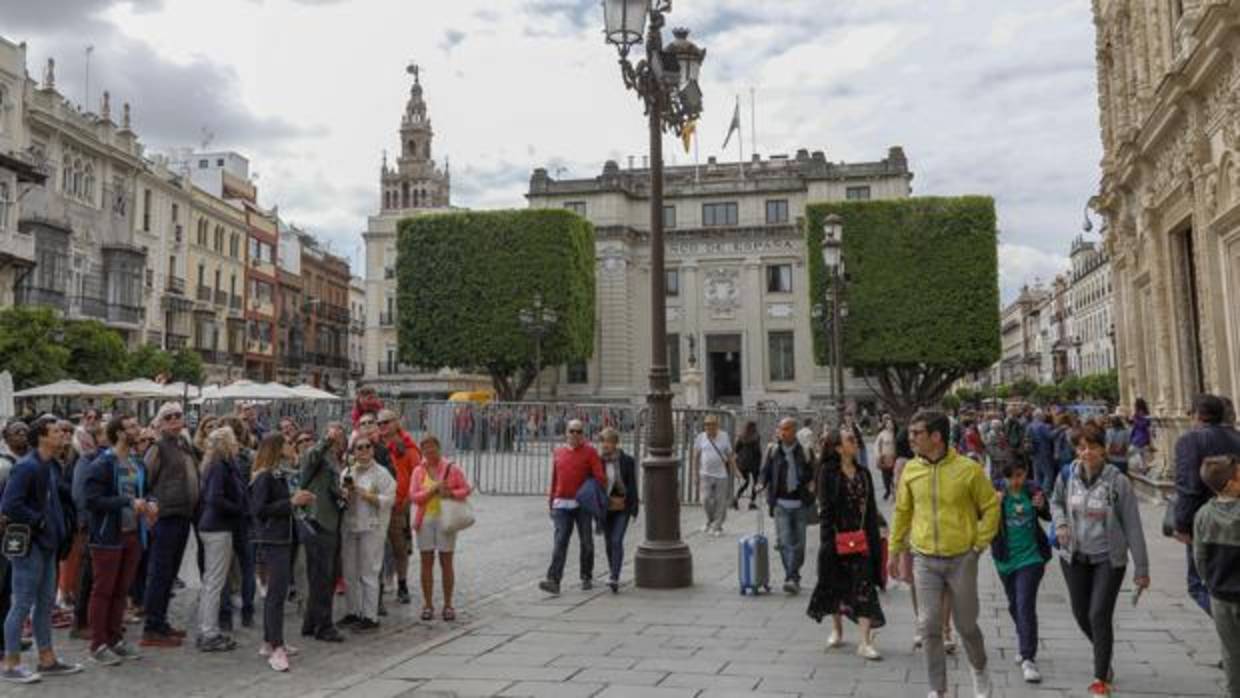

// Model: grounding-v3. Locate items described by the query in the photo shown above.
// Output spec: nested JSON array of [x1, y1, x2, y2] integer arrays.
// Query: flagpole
[[750, 87, 757, 162], [736, 94, 743, 179]]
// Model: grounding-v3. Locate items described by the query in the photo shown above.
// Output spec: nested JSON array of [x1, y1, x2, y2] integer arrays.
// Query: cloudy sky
[[4, 0, 1100, 301]]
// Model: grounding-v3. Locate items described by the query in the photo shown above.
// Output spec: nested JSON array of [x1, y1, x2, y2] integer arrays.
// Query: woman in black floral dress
[[807, 427, 885, 660]]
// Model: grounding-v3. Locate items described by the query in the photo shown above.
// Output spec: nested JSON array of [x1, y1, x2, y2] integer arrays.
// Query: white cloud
[[998, 242, 1069, 302], [10, 0, 1102, 285]]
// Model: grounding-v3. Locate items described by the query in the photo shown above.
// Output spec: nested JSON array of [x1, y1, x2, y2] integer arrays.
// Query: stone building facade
[[0, 38, 46, 309], [1068, 237, 1115, 376], [15, 57, 149, 345], [526, 148, 913, 408], [1092, 0, 1240, 460]]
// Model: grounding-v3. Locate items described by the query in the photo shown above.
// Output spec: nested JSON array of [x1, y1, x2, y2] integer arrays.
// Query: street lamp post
[[604, 0, 705, 589], [821, 214, 846, 423], [518, 294, 558, 401]]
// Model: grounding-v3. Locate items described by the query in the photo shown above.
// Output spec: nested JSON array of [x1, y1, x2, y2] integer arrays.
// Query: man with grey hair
[[692, 414, 737, 536], [759, 417, 814, 593], [141, 402, 199, 648], [539, 419, 605, 596]]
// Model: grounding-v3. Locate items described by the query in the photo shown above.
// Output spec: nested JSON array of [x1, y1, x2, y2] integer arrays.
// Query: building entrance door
[[706, 334, 742, 405]]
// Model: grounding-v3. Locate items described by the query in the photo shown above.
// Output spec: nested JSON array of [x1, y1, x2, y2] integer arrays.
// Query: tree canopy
[[806, 197, 1001, 420], [0, 306, 206, 390], [396, 209, 596, 401]]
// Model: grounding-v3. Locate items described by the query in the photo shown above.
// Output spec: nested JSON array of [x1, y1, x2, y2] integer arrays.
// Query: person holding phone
[[337, 435, 395, 633], [1051, 423, 1150, 697]]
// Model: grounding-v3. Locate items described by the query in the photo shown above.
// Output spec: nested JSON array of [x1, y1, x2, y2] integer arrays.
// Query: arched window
[[62, 154, 71, 192], [83, 164, 94, 202], [72, 158, 82, 197], [401, 182, 410, 208]]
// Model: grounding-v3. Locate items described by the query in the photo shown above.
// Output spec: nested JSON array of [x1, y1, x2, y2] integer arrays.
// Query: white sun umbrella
[[210, 381, 304, 401], [94, 378, 169, 399], [14, 379, 102, 398], [290, 384, 343, 401]]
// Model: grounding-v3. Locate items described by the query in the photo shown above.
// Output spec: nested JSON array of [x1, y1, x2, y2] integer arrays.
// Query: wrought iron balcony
[[215, 289, 228, 306], [165, 276, 186, 294], [197, 285, 212, 302]]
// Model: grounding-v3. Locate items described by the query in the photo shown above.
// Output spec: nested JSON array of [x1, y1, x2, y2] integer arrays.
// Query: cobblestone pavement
[[0, 478, 1227, 697]]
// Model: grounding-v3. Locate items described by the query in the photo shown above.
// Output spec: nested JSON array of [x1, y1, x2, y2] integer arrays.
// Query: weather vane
[[406, 61, 420, 83]]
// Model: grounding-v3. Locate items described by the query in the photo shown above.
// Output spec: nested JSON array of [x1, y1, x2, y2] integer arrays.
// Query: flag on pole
[[681, 119, 696, 153], [721, 98, 740, 150]]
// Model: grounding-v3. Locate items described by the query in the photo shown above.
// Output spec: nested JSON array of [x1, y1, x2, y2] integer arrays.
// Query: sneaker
[[90, 645, 123, 667], [827, 630, 844, 649], [1021, 659, 1041, 683], [970, 668, 991, 698], [699, 523, 711, 534], [912, 635, 923, 650], [944, 638, 958, 655], [1087, 679, 1112, 696], [0, 666, 40, 684], [396, 584, 411, 605], [36, 659, 82, 677], [783, 580, 798, 595], [337, 614, 362, 628], [354, 618, 380, 633], [241, 611, 254, 629], [608, 581, 619, 593], [139, 630, 182, 648], [377, 600, 388, 617], [538, 580, 560, 596], [581, 579, 594, 591], [857, 643, 882, 661], [198, 634, 237, 652], [267, 647, 289, 673], [110, 641, 141, 661], [259, 643, 299, 657]]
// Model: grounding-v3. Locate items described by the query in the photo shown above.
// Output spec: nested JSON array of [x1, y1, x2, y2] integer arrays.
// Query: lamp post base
[[635, 541, 693, 589], [634, 451, 693, 589]]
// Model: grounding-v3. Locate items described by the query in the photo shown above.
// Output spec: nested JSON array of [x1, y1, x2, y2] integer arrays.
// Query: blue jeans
[[144, 515, 191, 633], [546, 507, 593, 584], [999, 563, 1044, 661], [603, 512, 629, 583], [4, 545, 57, 656], [220, 529, 256, 620], [773, 504, 808, 583], [1187, 544, 1213, 616]]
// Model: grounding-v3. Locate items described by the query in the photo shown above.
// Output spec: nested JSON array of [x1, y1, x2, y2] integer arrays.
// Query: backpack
[[1046, 461, 1075, 550]]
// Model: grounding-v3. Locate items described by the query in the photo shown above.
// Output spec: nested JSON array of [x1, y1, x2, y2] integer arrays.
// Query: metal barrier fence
[[388, 400, 640, 497], [731, 406, 831, 445]]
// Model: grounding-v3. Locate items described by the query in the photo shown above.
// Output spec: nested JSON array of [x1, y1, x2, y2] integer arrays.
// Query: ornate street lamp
[[518, 294, 558, 400], [604, 0, 705, 589], [821, 214, 845, 423]]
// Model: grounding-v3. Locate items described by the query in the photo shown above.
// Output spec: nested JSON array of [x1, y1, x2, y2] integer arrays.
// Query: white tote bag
[[438, 465, 475, 533]]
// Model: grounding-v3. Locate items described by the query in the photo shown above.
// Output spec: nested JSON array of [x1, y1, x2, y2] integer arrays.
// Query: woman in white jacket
[[337, 434, 396, 633]]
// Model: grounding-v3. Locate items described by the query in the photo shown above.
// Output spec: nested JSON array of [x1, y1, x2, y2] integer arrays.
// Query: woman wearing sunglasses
[[337, 436, 395, 633]]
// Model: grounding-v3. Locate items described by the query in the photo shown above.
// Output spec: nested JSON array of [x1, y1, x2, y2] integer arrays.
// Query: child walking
[[991, 459, 1051, 684], [1193, 454, 1240, 698]]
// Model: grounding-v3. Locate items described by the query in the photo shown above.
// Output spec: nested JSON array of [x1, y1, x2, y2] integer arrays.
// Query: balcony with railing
[[74, 295, 108, 320], [379, 311, 394, 326], [214, 289, 228, 306], [197, 285, 212, 302], [165, 333, 189, 351], [229, 294, 243, 315], [106, 304, 143, 326], [15, 285, 68, 313], [165, 276, 186, 295]]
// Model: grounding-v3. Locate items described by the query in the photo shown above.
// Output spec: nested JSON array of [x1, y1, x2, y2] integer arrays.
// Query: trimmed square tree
[[806, 197, 1001, 421], [396, 209, 596, 401]]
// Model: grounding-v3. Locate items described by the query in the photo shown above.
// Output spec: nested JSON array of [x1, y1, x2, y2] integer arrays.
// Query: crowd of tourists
[[588, 396, 1231, 698], [0, 389, 473, 684]]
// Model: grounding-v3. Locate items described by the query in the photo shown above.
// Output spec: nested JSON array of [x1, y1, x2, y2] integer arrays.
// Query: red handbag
[[834, 529, 868, 556]]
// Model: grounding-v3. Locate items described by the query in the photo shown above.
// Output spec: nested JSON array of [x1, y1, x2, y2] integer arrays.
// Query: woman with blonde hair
[[193, 417, 219, 463], [249, 433, 314, 671], [196, 426, 244, 652], [410, 434, 471, 620]]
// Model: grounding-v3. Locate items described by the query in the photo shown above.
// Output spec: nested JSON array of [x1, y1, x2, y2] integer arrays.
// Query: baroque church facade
[[1092, 0, 1240, 471]]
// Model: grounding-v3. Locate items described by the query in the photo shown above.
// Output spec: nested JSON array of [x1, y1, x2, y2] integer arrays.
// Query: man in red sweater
[[539, 420, 605, 596], [378, 409, 420, 604]]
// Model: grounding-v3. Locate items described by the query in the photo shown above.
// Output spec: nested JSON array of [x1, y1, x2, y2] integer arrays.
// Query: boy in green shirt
[[990, 459, 1052, 684]]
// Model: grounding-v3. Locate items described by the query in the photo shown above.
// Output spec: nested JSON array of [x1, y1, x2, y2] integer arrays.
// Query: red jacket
[[385, 429, 421, 510], [548, 443, 605, 507]]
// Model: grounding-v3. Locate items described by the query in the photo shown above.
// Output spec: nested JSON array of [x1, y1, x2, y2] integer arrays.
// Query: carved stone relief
[[703, 267, 740, 319]]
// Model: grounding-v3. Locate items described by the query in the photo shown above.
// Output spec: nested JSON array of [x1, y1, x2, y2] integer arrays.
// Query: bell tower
[[379, 63, 450, 213]]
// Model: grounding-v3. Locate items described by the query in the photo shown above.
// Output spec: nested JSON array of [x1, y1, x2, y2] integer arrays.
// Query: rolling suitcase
[[738, 509, 771, 595]]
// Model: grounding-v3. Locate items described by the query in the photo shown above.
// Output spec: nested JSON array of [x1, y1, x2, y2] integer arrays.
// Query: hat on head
[[376, 408, 398, 423], [156, 402, 184, 422]]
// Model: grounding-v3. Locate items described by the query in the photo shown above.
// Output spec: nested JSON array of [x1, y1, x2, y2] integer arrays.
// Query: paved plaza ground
[[0, 480, 1227, 697]]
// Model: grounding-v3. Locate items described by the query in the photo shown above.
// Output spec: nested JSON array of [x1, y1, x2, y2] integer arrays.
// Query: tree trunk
[[864, 364, 964, 424]]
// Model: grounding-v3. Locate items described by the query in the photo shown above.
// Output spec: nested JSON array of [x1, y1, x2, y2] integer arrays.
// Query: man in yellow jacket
[[889, 410, 999, 698]]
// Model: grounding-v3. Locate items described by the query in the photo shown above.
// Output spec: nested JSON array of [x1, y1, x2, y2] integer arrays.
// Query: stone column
[[742, 261, 764, 403]]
